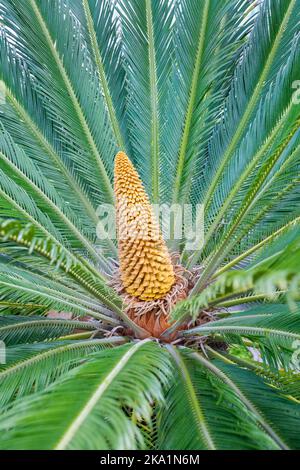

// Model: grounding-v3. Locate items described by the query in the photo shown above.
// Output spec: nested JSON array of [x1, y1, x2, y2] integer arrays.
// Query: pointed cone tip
[[114, 151, 141, 186], [115, 151, 132, 171]]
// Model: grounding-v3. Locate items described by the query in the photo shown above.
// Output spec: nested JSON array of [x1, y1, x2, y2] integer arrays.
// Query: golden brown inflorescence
[[114, 152, 175, 301], [113, 152, 200, 339]]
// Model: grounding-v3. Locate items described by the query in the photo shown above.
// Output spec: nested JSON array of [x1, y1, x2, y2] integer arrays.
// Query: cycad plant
[[0, 0, 300, 450]]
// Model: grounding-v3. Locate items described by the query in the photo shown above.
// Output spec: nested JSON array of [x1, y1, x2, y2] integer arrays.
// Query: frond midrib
[[82, 0, 126, 151], [0, 337, 126, 381], [194, 114, 300, 290], [188, 324, 300, 341], [203, 0, 297, 211], [0, 148, 102, 264], [0, 278, 118, 324], [28, 0, 114, 204], [214, 216, 300, 277], [0, 220, 125, 317], [54, 339, 150, 450], [196, 103, 294, 265], [167, 345, 216, 450], [172, 0, 210, 205], [0, 318, 97, 334], [146, 0, 160, 203], [193, 351, 288, 450], [5, 89, 100, 228]]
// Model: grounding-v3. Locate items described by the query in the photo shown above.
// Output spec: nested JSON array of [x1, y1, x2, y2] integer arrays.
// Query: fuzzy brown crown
[[114, 152, 175, 301]]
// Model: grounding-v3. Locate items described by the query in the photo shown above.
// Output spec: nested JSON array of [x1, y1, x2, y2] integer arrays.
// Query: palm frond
[[192, 113, 300, 281], [208, 348, 300, 402], [0, 341, 172, 450], [204, 354, 300, 449], [203, 0, 299, 212], [167, 0, 254, 205], [171, 232, 300, 334], [0, 315, 100, 346], [0, 337, 126, 406], [118, 0, 174, 202], [0, 38, 103, 235], [215, 217, 300, 277], [0, 127, 104, 262], [1, 0, 115, 205], [157, 346, 276, 450], [76, 0, 129, 151], [0, 219, 120, 301], [197, 71, 300, 264], [185, 309, 300, 370]]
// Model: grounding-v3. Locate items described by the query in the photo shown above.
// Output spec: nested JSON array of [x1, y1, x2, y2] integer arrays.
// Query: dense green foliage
[[0, 0, 299, 450]]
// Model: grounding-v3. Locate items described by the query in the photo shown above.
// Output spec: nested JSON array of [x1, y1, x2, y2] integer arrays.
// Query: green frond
[[167, 0, 254, 206], [185, 309, 300, 370], [208, 348, 300, 402], [0, 337, 126, 406], [76, 0, 129, 151], [1, 0, 115, 204], [174, 233, 300, 322], [197, 88, 300, 265], [118, 0, 174, 202], [215, 217, 300, 277], [185, 0, 300, 269], [157, 346, 276, 450], [0, 40, 102, 236], [193, 117, 300, 284], [205, 355, 300, 449], [0, 127, 103, 263], [203, 0, 299, 213], [0, 0, 299, 451], [0, 341, 172, 450], [0, 218, 122, 314], [0, 315, 100, 346]]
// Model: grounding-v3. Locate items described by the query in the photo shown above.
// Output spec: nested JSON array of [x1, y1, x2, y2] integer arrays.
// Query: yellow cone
[[114, 152, 175, 301]]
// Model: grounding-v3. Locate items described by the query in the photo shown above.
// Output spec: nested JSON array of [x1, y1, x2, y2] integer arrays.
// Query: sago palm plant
[[0, 0, 299, 450]]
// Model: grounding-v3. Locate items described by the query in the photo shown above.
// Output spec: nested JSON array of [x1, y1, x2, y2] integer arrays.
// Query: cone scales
[[114, 152, 175, 301]]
